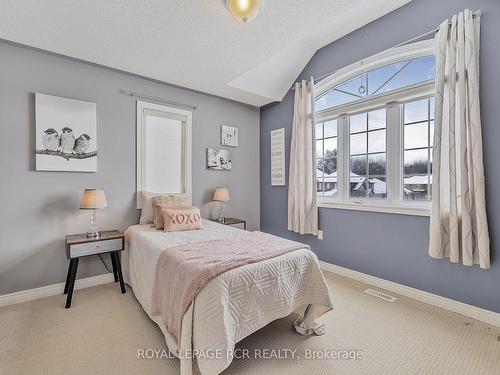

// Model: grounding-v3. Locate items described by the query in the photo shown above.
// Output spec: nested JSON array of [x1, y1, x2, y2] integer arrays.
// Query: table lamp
[[80, 188, 108, 238], [213, 187, 230, 223]]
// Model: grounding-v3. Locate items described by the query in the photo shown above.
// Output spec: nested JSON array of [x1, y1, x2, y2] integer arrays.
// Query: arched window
[[315, 55, 435, 111], [314, 40, 435, 216]]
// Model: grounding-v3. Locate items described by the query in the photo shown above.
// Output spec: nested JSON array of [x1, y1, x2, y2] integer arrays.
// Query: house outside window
[[314, 40, 435, 215]]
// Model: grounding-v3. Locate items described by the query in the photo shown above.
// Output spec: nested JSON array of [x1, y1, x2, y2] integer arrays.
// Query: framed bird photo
[[207, 148, 231, 170], [35, 93, 97, 172]]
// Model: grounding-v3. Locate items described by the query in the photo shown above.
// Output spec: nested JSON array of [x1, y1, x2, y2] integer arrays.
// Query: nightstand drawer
[[69, 238, 123, 258], [228, 222, 245, 230]]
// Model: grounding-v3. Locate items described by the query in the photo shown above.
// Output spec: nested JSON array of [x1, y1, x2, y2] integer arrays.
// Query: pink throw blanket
[[150, 231, 310, 349]]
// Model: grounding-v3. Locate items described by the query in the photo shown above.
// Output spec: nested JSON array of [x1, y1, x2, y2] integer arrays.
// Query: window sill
[[317, 200, 431, 217]]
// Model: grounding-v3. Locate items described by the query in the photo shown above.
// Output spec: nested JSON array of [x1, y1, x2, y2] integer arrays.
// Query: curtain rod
[[392, 9, 480, 49], [119, 90, 198, 111], [292, 9, 481, 90]]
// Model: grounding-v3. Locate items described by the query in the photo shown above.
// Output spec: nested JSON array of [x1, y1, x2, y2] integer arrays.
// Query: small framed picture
[[221, 125, 238, 147], [207, 148, 231, 170]]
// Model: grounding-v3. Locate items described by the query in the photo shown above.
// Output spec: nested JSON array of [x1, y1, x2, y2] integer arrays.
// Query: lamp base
[[87, 209, 100, 238], [217, 202, 225, 224]]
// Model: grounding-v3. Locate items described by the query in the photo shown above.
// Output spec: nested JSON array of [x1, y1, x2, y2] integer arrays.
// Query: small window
[[349, 109, 387, 199], [143, 113, 183, 193], [315, 55, 435, 111], [316, 120, 338, 198], [136, 101, 192, 208], [403, 97, 434, 201]]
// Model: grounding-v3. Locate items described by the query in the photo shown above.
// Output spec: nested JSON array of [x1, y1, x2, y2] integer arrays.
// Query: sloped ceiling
[[0, 0, 411, 106]]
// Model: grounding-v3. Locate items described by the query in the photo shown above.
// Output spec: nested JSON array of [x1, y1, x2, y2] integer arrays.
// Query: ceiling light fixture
[[226, 0, 266, 23]]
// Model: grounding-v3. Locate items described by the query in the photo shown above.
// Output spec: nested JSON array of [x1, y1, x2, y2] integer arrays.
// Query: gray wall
[[260, 0, 500, 313], [0, 41, 260, 295]]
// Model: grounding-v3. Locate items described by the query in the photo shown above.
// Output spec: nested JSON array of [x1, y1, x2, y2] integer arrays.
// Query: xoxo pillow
[[162, 207, 204, 232], [155, 205, 193, 230]]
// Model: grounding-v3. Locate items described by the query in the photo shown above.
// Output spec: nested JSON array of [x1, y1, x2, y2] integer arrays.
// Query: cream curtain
[[288, 79, 318, 235], [429, 9, 490, 268]]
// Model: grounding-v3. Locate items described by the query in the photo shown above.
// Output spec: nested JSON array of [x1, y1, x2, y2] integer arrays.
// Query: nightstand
[[64, 230, 125, 308], [212, 218, 247, 230]]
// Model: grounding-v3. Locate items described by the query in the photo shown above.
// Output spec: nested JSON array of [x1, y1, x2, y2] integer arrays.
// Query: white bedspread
[[123, 220, 333, 375]]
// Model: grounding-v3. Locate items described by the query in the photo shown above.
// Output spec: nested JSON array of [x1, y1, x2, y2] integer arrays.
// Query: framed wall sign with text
[[270, 128, 285, 186]]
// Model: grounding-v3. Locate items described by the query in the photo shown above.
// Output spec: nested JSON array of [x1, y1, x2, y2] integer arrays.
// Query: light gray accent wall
[[0, 41, 260, 295], [260, 0, 500, 313]]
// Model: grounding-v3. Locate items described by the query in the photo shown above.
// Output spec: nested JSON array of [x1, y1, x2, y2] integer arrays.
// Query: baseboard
[[319, 261, 500, 328], [0, 273, 114, 308]]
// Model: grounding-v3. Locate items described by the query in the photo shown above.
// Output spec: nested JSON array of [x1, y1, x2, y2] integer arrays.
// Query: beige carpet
[[0, 271, 499, 375]]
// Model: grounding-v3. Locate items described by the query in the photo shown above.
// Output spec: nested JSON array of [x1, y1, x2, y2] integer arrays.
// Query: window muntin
[[403, 97, 434, 201], [316, 120, 338, 197], [315, 55, 435, 112], [349, 109, 387, 199]]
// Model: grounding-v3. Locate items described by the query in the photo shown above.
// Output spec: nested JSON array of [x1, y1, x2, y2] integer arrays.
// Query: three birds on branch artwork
[[38, 127, 95, 160], [35, 93, 97, 172]]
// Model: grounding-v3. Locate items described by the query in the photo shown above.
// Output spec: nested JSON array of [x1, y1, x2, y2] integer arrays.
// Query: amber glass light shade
[[226, 0, 265, 23]]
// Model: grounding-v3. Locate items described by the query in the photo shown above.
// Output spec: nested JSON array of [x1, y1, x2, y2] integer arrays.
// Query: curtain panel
[[429, 9, 490, 268], [288, 79, 318, 236]]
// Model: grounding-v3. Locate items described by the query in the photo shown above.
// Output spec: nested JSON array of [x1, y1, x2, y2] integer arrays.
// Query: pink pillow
[[162, 207, 204, 232], [154, 204, 191, 230]]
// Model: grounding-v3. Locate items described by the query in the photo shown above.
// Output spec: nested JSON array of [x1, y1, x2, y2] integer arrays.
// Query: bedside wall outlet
[[318, 230, 323, 240]]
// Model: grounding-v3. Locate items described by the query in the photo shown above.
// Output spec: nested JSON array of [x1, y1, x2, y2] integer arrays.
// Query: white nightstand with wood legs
[[64, 230, 125, 308]]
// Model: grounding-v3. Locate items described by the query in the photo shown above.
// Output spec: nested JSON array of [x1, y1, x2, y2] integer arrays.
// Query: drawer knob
[[96, 244, 100, 251]]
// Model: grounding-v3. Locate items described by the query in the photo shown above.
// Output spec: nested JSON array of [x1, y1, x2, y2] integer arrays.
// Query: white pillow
[[139, 191, 158, 224]]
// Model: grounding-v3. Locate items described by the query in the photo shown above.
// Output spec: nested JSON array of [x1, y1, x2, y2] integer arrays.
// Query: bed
[[122, 219, 333, 375]]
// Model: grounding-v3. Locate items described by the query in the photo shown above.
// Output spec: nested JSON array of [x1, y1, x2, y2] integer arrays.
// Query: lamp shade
[[80, 188, 108, 209], [213, 187, 230, 202]]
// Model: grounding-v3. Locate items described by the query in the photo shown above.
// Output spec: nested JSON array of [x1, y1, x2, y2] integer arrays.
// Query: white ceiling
[[0, 0, 411, 106]]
